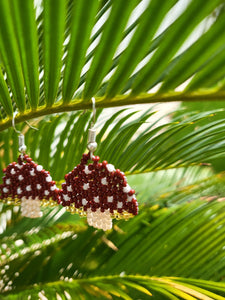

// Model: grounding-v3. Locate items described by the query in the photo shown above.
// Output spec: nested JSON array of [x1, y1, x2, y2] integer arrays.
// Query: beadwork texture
[[0, 154, 60, 217], [60, 153, 138, 230]]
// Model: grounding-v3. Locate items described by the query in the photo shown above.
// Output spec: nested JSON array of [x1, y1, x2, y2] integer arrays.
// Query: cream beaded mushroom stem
[[21, 198, 42, 218], [87, 208, 112, 231]]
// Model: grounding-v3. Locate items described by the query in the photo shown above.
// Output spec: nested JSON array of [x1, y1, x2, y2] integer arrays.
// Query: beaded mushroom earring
[[59, 98, 138, 231], [0, 113, 60, 218]]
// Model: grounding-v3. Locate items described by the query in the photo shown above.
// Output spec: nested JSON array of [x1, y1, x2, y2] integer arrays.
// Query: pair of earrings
[[0, 99, 138, 231]]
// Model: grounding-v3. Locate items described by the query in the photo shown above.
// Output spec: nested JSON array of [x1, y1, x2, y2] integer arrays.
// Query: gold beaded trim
[[1, 197, 58, 207], [65, 203, 134, 220]]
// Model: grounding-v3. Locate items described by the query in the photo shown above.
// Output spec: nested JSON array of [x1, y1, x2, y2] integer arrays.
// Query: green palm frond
[[1, 167, 225, 298], [1, 193, 225, 298], [2, 275, 225, 300], [91, 200, 225, 280], [1, 1, 225, 299], [128, 165, 213, 204], [1, 107, 225, 180], [0, 0, 225, 129], [1, 170, 225, 284]]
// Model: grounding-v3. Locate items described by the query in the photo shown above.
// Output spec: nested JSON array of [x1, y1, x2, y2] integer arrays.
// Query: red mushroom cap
[[0, 154, 60, 204], [60, 153, 138, 218]]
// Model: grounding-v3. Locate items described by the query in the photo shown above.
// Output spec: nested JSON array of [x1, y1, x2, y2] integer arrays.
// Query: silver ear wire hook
[[12, 111, 21, 135], [91, 97, 96, 127], [12, 111, 39, 133], [12, 111, 38, 153], [12, 111, 27, 153], [87, 98, 97, 159], [25, 121, 38, 131]]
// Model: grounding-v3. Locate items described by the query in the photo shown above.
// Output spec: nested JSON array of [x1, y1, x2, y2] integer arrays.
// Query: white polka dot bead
[[107, 196, 113, 203], [30, 169, 35, 176], [63, 194, 70, 201], [17, 187, 22, 194], [10, 169, 16, 175], [67, 185, 72, 192], [26, 185, 32, 191], [127, 195, 133, 202], [84, 165, 91, 175], [16, 163, 23, 169], [5, 179, 11, 185], [46, 176, 52, 182], [36, 165, 43, 172], [18, 175, 24, 181], [101, 177, 107, 185], [117, 202, 123, 209], [94, 196, 99, 203], [123, 185, 131, 193], [106, 164, 115, 172], [83, 183, 89, 190], [82, 198, 88, 206], [3, 187, 8, 193]]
